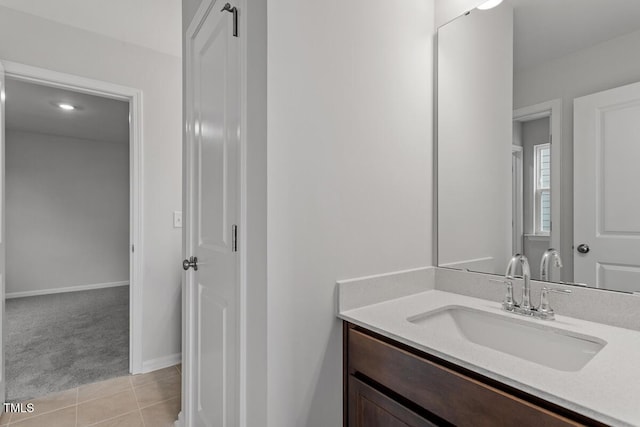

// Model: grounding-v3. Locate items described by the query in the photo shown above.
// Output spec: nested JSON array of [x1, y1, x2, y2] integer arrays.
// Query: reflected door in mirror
[[574, 81, 640, 293]]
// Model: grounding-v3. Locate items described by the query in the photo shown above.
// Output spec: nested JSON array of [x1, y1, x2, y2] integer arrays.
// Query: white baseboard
[[174, 411, 184, 427], [142, 353, 182, 374], [6, 280, 129, 299]]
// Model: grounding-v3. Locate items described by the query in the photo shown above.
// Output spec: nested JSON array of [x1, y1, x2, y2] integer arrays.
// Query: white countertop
[[339, 289, 640, 427]]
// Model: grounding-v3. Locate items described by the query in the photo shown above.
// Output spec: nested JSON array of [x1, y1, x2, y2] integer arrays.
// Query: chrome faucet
[[505, 254, 532, 310], [540, 248, 563, 282], [538, 287, 572, 320], [492, 253, 571, 320]]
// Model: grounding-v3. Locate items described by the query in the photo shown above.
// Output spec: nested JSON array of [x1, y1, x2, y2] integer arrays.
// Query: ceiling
[[0, 0, 181, 57], [5, 78, 130, 144], [511, 0, 640, 71]]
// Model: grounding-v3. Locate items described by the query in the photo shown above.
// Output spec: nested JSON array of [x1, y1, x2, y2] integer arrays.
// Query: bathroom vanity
[[344, 324, 599, 426], [338, 1, 640, 425], [337, 267, 640, 427]]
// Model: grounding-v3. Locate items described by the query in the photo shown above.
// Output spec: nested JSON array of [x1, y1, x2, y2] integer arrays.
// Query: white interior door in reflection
[[574, 81, 640, 292]]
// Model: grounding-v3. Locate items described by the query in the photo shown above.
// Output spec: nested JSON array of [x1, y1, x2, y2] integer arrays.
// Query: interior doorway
[[511, 145, 523, 256], [513, 99, 562, 282], [0, 61, 144, 403]]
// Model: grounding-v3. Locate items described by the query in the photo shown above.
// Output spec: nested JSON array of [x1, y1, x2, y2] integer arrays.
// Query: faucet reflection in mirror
[[540, 248, 562, 282]]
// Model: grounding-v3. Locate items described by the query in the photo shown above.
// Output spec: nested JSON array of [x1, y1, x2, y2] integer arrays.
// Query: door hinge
[[232, 225, 238, 252], [132, 244, 134, 253]]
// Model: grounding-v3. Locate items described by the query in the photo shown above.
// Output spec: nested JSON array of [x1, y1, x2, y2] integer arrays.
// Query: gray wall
[[438, 3, 513, 274], [515, 28, 640, 282], [0, 5, 182, 368], [6, 130, 129, 295], [266, 1, 434, 426]]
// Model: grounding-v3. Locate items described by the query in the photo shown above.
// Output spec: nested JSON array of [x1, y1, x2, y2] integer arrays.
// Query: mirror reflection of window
[[534, 143, 550, 236]]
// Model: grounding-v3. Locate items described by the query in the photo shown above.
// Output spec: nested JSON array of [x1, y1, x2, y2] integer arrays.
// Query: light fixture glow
[[0, 90, 5, 102], [477, 0, 503, 10], [58, 103, 75, 111]]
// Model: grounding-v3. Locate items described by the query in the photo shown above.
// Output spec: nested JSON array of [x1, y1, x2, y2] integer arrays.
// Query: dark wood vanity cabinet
[[349, 376, 438, 427], [343, 322, 605, 427]]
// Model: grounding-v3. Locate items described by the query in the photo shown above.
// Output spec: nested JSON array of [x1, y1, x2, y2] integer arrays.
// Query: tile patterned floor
[[0, 365, 181, 427]]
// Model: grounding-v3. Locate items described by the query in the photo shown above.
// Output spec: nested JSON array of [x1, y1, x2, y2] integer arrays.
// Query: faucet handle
[[490, 279, 516, 311], [538, 287, 572, 319]]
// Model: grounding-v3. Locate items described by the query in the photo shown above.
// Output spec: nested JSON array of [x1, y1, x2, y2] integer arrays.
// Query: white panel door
[[574, 81, 640, 292], [185, 2, 240, 426], [0, 61, 6, 404]]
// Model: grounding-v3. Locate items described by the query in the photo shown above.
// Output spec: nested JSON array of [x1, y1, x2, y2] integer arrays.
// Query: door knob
[[183, 256, 198, 271], [577, 244, 590, 254]]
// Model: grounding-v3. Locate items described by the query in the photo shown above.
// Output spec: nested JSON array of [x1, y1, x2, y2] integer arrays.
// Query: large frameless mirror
[[437, 0, 640, 293]]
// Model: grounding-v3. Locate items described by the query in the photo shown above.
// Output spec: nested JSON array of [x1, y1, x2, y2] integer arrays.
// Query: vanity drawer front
[[348, 327, 583, 427]]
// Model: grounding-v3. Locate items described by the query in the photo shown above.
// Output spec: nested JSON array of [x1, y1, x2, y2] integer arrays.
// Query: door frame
[[511, 145, 523, 255], [513, 99, 562, 281], [1, 60, 145, 374]]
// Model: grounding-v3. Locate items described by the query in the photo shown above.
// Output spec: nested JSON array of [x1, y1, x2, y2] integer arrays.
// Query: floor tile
[[130, 366, 177, 388], [10, 406, 76, 427], [77, 389, 137, 426], [89, 410, 144, 427], [140, 397, 180, 427], [175, 364, 181, 374], [4, 365, 182, 427], [10, 388, 77, 423], [78, 377, 132, 403], [133, 372, 181, 408], [0, 411, 10, 426]]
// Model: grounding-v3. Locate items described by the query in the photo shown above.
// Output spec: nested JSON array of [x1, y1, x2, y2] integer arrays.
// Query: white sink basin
[[407, 305, 606, 372]]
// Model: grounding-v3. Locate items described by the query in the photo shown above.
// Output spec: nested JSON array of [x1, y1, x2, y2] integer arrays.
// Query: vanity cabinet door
[[345, 324, 599, 427], [348, 376, 438, 427]]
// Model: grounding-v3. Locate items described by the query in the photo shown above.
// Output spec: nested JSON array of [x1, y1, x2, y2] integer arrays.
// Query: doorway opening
[[513, 99, 562, 281], [1, 61, 143, 402]]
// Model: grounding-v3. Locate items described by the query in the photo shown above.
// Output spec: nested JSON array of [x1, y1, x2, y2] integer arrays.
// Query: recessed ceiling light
[[477, 0, 503, 10], [58, 103, 75, 111]]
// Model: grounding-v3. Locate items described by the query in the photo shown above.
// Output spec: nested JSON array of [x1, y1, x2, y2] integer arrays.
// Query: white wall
[[267, 1, 433, 426], [435, 0, 486, 28], [437, 3, 513, 275], [514, 28, 640, 282], [0, 7, 182, 367], [6, 130, 129, 295]]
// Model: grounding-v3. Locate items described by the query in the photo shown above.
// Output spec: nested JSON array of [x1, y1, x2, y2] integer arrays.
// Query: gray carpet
[[6, 286, 129, 402]]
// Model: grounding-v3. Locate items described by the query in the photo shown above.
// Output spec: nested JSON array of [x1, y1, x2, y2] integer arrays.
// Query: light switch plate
[[173, 211, 183, 228]]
